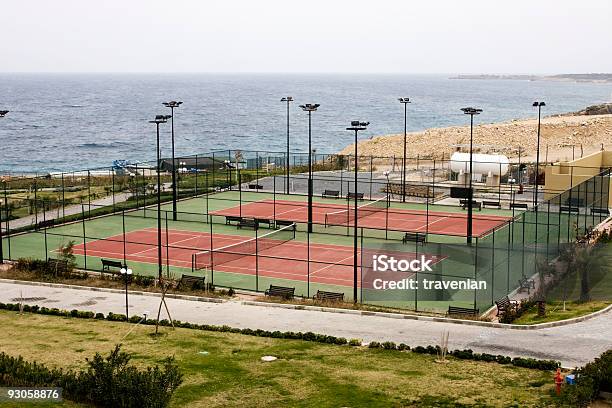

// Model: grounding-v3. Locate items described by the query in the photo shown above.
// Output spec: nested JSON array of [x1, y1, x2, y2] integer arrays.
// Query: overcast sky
[[1, 0, 611, 74]]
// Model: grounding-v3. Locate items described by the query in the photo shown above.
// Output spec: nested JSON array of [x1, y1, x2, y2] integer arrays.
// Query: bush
[[382, 341, 397, 350], [348, 339, 361, 347], [560, 349, 612, 407], [0, 345, 182, 407], [368, 341, 381, 348]]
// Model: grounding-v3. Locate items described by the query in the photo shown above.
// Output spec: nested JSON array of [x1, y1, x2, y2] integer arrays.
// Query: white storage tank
[[450, 152, 509, 176]]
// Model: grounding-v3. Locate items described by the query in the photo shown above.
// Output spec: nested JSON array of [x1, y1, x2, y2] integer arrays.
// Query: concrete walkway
[[1, 281, 610, 367], [5, 193, 132, 230]]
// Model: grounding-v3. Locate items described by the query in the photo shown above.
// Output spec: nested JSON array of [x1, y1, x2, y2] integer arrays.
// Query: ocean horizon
[[1, 73, 611, 173]]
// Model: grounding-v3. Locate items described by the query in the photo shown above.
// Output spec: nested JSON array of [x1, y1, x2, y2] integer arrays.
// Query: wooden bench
[[560, 205, 580, 213], [402, 232, 426, 245], [37, 219, 55, 229], [225, 215, 243, 225], [101, 259, 125, 274], [237, 218, 258, 229], [482, 200, 501, 209], [346, 192, 364, 201], [47, 258, 68, 273], [494, 295, 519, 317], [255, 218, 273, 228], [518, 277, 536, 295], [313, 290, 344, 302], [264, 285, 295, 299], [177, 274, 206, 290], [275, 219, 296, 230], [591, 207, 610, 216], [248, 184, 263, 190], [322, 189, 340, 199], [447, 306, 480, 317], [460, 199, 482, 211], [510, 202, 528, 210]]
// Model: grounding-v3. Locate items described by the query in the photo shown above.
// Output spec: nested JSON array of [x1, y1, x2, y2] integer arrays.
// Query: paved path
[[1, 281, 610, 367], [5, 193, 132, 230]]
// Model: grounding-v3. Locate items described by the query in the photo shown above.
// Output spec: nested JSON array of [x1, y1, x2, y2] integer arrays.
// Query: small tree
[[57, 240, 77, 274]]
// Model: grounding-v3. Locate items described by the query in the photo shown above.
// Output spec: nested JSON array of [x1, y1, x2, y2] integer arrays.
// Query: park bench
[[225, 215, 243, 225], [47, 258, 68, 274], [447, 306, 480, 317], [346, 192, 364, 201], [482, 200, 501, 209], [560, 205, 580, 213], [460, 199, 482, 211], [590, 207, 610, 216], [101, 259, 125, 274], [510, 202, 528, 210], [177, 274, 206, 290], [402, 232, 427, 245], [275, 220, 296, 230], [248, 184, 264, 190], [238, 218, 258, 230], [255, 218, 273, 228], [264, 285, 295, 299], [494, 295, 519, 317], [518, 277, 536, 295], [322, 189, 340, 199], [565, 197, 585, 207], [313, 290, 344, 302], [37, 219, 55, 230]]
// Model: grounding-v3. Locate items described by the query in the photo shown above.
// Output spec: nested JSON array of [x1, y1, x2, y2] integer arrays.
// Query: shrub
[[382, 341, 397, 350], [0, 345, 182, 407], [348, 339, 361, 347], [560, 349, 612, 407], [368, 341, 381, 348], [398, 343, 410, 351]]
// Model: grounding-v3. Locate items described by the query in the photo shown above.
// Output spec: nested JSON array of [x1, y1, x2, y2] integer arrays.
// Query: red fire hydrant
[[554, 368, 564, 395]]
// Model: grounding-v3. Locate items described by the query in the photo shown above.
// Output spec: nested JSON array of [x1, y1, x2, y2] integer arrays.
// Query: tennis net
[[191, 223, 296, 271], [324, 195, 389, 227]]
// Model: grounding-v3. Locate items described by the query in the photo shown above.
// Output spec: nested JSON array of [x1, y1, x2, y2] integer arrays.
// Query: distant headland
[[450, 73, 612, 83]]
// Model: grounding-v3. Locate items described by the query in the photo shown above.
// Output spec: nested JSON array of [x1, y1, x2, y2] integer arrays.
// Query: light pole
[[533, 101, 545, 256], [0, 110, 8, 264], [532, 102, 545, 206], [119, 267, 133, 318], [299, 103, 320, 233], [460, 107, 482, 245], [398, 98, 410, 202], [281, 97, 293, 195], [347, 120, 369, 303], [149, 114, 171, 280], [162, 101, 183, 221]]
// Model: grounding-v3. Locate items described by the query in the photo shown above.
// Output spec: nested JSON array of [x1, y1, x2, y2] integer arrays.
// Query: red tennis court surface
[[211, 199, 510, 237], [71, 228, 445, 287]]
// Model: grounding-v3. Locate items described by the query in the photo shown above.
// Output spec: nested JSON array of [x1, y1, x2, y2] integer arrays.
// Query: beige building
[[544, 150, 612, 207]]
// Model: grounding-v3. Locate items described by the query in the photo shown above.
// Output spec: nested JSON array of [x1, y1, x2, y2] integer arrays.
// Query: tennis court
[[69, 225, 445, 288], [210, 197, 510, 237]]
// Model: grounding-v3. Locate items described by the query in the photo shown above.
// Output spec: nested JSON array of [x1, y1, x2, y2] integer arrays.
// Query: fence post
[[122, 210, 127, 266], [3, 181, 10, 259], [205, 170, 209, 216], [111, 168, 116, 212], [195, 154, 199, 196], [61, 172, 66, 218], [87, 170, 91, 217], [42, 201, 48, 260], [81, 203, 87, 270], [255, 227, 259, 292], [369, 156, 373, 199]]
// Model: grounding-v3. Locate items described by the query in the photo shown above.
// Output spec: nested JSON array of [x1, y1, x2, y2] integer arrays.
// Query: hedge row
[[0, 344, 182, 408], [0, 302, 560, 371]]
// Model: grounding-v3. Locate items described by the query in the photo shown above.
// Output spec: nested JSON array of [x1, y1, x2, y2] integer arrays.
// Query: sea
[[1, 73, 611, 173]]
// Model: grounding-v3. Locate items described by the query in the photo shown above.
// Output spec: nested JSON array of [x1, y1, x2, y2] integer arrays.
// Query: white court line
[[308, 254, 354, 277]]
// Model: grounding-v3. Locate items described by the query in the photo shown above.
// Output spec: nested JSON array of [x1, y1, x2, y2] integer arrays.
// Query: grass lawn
[[0, 310, 558, 407], [512, 300, 611, 325]]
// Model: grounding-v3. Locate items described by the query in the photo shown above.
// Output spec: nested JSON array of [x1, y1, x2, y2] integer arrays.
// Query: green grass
[[0, 310, 557, 407], [512, 300, 611, 325]]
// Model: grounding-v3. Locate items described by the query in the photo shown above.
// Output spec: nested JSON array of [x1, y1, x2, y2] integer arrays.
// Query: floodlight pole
[[399, 98, 410, 202], [0, 110, 8, 264], [300, 104, 319, 233], [533, 101, 545, 255], [533, 102, 545, 207], [163, 101, 182, 221], [150, 115, 171, 280], [347, 121, 369, 303], [281, 97, 293, 195], [461, 107, 482, 245]]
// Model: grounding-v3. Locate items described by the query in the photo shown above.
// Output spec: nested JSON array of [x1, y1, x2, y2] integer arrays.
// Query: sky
[[1, 0, 611, 74]]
